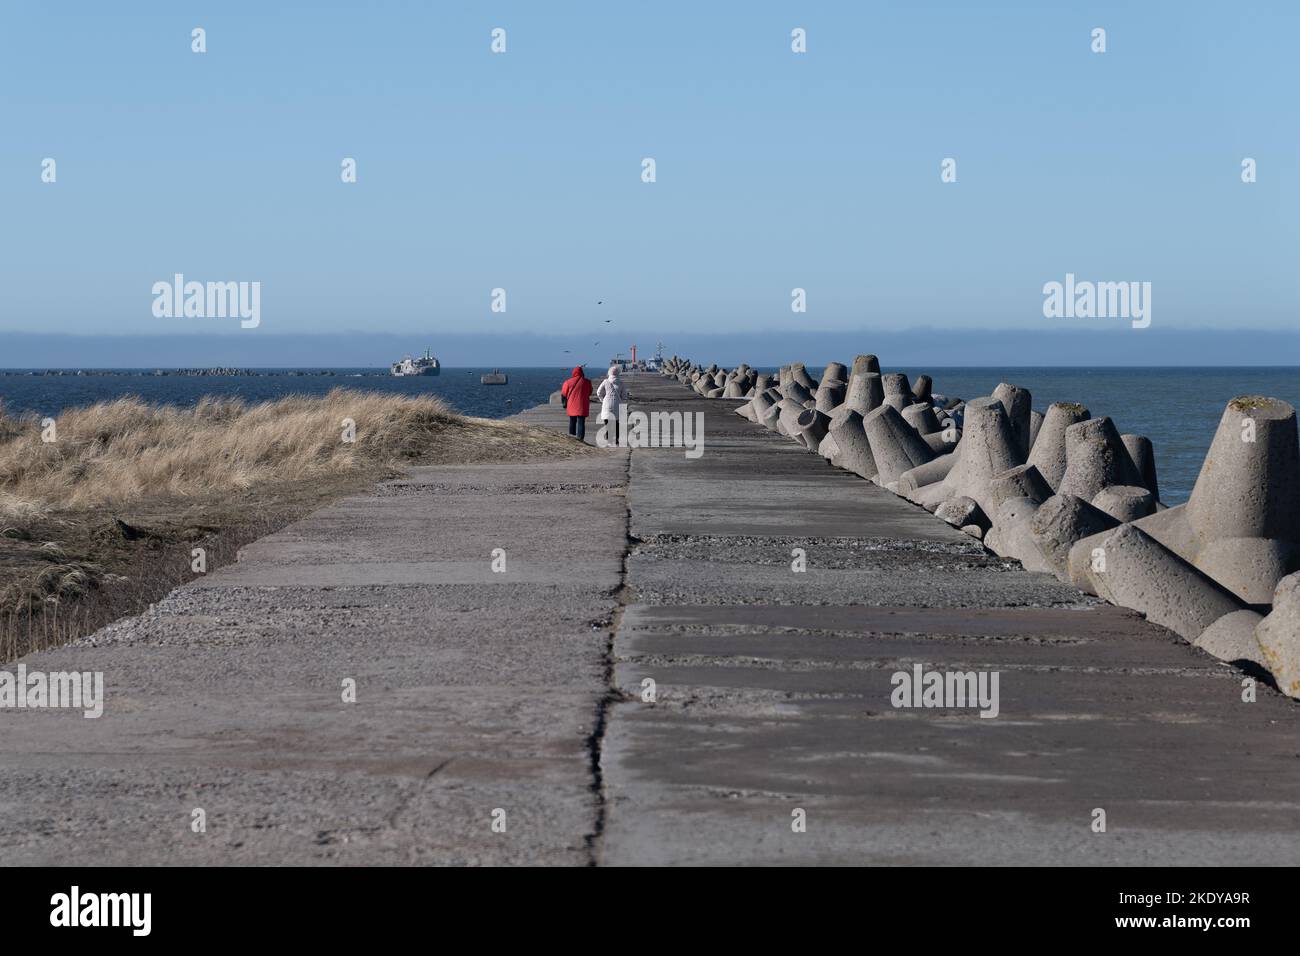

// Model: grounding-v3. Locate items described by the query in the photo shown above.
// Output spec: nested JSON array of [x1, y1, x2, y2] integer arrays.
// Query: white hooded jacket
[[595, 367, 628, 422]]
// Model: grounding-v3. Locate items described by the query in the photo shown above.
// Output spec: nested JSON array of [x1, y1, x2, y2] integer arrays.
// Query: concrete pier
[[2, 373, 1299, 866], [601, 375, 1300, 865], [0, 428, 626, 865]]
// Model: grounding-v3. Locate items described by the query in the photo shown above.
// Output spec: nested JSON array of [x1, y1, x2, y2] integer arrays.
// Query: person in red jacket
[[560, 366, 593, 440]]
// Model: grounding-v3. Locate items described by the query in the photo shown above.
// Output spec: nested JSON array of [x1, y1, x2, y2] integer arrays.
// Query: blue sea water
[[3, 366, 1299, 505], [0, 368, 568, 422]]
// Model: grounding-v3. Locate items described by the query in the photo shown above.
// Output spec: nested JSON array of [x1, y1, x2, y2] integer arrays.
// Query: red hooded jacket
[[561, 367, 592, 416]]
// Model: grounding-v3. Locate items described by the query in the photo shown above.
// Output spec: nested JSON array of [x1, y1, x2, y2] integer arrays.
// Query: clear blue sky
[[2, 1, 1297, 348]]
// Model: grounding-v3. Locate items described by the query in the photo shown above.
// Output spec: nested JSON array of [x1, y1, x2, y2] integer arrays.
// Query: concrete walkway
[[598, 374, 1300, 865], [0, 452, 628, 865], [4, 373, 1299, 865]]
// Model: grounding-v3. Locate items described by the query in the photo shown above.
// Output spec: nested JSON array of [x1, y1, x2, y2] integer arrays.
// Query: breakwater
[[661, 356, 1300, 698]]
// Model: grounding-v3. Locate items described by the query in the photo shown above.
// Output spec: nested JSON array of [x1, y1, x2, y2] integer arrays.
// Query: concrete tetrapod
[[921, 429, 961, 458], [898, 454, 960, 507], [1029, 410, 1044, 451], [1026, 402, 1091, 492], [881, 373, 915, 412], [827, 410, 878, 480], [936, 496, 990, 535], [935, 397, 1024, 518], [1085, 524, 1244, 643], [1181, 396, 1300, 605], [760, 400, 785, 434], [782, 381, 814, 407], [1092, 485, 1156, 523], [744, 389, 778, 424], [912, 374, 934, 406], [1028, 493, 1119, 582], [1121, 434, 1160, 500], [791, 364, 818, 390], [1129, 398, 1300, 604], [1255, 572, 1300, 698], [1194, 610, 1266, 668], [901, 403, 942, 436], [777, 398, 809, 438], [993, 383, 1033, 460], [796, 408, 832, 452], [861, 404, 934, 486], [815, 382, 847, 414], [850, 354, 881, 377], [983, 464, 1053, 515], [821, 362, 848, 384], [1057, 417, 1141, 503], [984, 498, 1052, 573], [836, 372, 884, 420], [1064, 528, 1112, 596]]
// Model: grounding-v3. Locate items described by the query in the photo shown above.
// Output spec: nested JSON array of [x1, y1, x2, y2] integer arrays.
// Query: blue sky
[[2, 1, 1297, 356]]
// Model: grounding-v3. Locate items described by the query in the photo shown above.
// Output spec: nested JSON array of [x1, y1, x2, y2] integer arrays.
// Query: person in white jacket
[[595, 365, 629, 447]]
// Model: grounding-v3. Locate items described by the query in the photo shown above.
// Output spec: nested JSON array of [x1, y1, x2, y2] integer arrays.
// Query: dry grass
[[0, 389, 590, 659], [0, 389, 581, 513]]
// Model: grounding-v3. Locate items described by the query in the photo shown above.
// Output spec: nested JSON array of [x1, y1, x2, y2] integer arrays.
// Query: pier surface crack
[[583, 444, 636, 865]]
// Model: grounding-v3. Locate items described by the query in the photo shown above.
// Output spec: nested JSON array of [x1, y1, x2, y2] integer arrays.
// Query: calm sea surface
[[4, 366, 1298, 505], [0, 368, 567, 422]]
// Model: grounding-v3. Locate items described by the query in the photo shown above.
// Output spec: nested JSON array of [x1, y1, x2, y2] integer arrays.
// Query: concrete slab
[[0, 455, 629, 866], [598, 374, 1300, 866]]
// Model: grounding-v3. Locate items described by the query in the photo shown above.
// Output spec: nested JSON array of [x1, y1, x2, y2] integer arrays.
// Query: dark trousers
[[568, 415, 586, 440]]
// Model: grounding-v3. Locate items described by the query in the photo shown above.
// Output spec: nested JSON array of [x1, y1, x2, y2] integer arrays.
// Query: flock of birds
[[559, 301, 613, 368]]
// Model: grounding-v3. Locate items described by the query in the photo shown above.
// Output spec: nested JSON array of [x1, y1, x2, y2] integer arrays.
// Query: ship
[[480, 369, 508, 385], [390, 349, 440, 376]]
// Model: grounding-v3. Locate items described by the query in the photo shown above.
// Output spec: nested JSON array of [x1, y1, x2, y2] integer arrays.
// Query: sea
[[0, 367, 565, 421], [3, 366, 1298, 506]]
